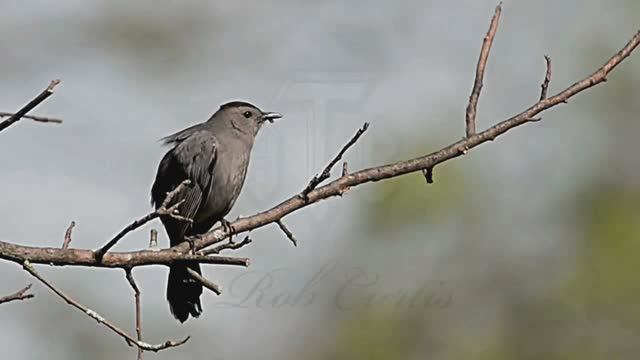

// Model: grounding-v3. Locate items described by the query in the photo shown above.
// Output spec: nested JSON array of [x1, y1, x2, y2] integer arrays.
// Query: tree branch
[[301, 122, 370, 198], [61, 221, 76, 249], [23, 261, 189, 352], [276, 220, 298, 247], [422, 167, 434, 184], [0, 241, 251, 268], [0, 112, 62, 124], [94, 180, 193, 260], [0, 79, 61, 133], [187, 268, 222, 295], [200, 235, 253, 256], [0, 28, 637, 271], [539, 55, 552, 101], [530, 55, 554, 122], [125, 269, 144, 360], [183, 27, 640, 256], [465, 3, 502, 137], [0, 284, 34, 304], [149, 229, 158, 248]]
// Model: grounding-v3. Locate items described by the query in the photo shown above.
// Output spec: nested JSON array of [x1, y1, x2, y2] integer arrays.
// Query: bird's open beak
[[261, 112, 283, 124]]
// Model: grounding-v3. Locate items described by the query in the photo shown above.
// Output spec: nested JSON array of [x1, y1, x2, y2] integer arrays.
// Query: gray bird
[[151, 101, 282, 322]]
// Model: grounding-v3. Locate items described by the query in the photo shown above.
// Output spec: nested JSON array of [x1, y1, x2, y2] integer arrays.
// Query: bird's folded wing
[[153, 130, 218, 245]]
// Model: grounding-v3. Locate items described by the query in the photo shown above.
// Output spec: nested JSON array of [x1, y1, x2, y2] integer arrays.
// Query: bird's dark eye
[[243, 111, 252, 118]]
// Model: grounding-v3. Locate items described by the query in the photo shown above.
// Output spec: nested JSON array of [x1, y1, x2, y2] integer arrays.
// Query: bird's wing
[[160, 123, 205, 145], [151, 130, 218, 245]]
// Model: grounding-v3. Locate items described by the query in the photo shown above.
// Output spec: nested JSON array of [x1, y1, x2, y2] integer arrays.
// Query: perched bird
[[151, 101, 282, 322]]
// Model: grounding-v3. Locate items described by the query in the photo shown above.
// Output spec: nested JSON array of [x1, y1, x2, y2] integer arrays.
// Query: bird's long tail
[[167, 263, 203, 323]]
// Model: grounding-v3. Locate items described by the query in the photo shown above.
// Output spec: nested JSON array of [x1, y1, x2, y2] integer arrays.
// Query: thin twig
[[0, 80, 61, 133], [0, 112, 62, 124], [94, 210, 169, 260], [94, 180, 193, 260], [159, 180, 191, 209], [276, 220, 298, 247], [186, 268, 221, 295], [301, 122, 369, 199], [422, 167, 434, 184], [173, 254, 250, 267], [539, 55, 552, 101], [530, 55, 553, 122], [125, 269, 143, 360], [23, 261, 189, 352], [465, 3, 502, 137], [62, 221, 76, 249], [149, 229, 158, 248], [337, 162, 353, 195], [0, 284, 34, 304], [199, 235, 252, 255]]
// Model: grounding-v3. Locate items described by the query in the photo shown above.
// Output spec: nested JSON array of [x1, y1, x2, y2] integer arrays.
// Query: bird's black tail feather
[[167, 264, 203, 323]]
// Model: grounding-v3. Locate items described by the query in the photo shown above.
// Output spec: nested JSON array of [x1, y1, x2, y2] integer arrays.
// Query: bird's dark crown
[[219, 101, 260, 112]]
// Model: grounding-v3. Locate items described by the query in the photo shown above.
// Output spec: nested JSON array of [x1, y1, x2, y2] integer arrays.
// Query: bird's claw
[[185, 236, 197, 254], [221, 218, 236, 243]]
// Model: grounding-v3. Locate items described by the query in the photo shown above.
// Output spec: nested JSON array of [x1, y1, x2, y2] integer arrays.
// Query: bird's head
[[211, 101, 282, 137]]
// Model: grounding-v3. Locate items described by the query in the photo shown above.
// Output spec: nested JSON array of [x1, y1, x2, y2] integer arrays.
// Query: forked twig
[[23, 261, 189, 352]]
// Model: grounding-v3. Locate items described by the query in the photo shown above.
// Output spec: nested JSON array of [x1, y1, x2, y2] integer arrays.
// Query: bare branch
[[160, 180, 191, 209], [94, 180, 193, 260], [125, 269, 144, 360], [172, 254, 250, 267], [149, 229, 158, 248], [0, 79, 61, 133], [0, 112, 62, 124], [301, 122, 369, 198], [540, 55, 552, 101], [61, 221, 76, 249], [200, 235, 252, 256], [23, 261, 189, 352], [276, 220, 298, 247], [529, 55, 553, 122], [0, 241, 251, 268], [186, 268, 221, 295], [465, 3, 502, 137], [165, 28, 639, 256], [422, 167, 434, 184], [94, 212, 163, 260], [0, 17, 637, 296], [0, 284, 34, 304]]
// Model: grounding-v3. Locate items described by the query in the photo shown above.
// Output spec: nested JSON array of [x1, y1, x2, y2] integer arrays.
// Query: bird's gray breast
[[195, 139, 252, 223]]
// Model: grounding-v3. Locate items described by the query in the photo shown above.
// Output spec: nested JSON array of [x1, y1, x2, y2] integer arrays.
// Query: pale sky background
[[1, 1, 639, 359]]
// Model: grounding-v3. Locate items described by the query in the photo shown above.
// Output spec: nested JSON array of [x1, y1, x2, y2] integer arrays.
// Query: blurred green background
[[1, 0, 639, 359]]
